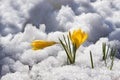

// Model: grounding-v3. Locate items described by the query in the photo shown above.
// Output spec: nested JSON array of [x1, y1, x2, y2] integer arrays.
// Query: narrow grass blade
[[72, 43, 77, 63], [105, 45, 110, 59], [90, 51, 94, 69], [59, 38, 72, 64], [102, 43, 106, 60], [67, 35, 72, 56], [110, 48, 116, 70], [63, 35, 68, 47]]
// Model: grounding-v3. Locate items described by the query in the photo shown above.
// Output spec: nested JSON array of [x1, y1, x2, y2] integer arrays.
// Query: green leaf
[[105, 45, 110, 59], [110, 48, 116, 70], [67, 35, 72, 56], [110, 48, 116, 59], [59, 38, 72, 64], [102, 43, 106, 60], [63, 35, 68, 47], [90, 51, 94, 69]]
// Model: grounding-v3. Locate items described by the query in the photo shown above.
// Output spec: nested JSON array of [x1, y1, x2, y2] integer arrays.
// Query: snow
[[0, 0, 120, 80], [109, 29, 120, 41]]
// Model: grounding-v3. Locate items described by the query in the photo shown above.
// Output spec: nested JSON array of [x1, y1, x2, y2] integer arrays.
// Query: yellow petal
[[32, 47, 40, 50], [81, 32, 88, 43], [69, 29, 88, 49], [31, 40, 57, 50]]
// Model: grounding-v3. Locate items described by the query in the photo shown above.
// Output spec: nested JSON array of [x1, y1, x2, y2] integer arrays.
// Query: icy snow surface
[[0, 0, 120, 80]]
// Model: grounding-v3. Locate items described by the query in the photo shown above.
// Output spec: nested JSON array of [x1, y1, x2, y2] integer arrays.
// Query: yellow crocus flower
[[69, 29, 88, 49], [31, 40, 58, 50]]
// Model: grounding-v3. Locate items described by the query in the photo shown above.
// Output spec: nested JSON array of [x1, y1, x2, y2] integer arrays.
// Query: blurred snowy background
[[0, 0, 120, 80]]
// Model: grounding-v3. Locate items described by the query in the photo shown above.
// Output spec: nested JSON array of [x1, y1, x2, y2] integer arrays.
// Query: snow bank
[[0, 0, 120, 80], [1, 24, 120, 80]]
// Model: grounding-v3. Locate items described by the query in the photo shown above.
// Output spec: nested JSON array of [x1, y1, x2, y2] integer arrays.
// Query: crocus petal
[[32, 47, 40, 50], [31, 40, 57, 50], [69, 29, 88, 49], [81, 32, 88, 43]]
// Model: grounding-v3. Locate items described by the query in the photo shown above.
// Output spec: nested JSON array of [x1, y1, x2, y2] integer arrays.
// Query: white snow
[[0, 0, 120, 80]]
